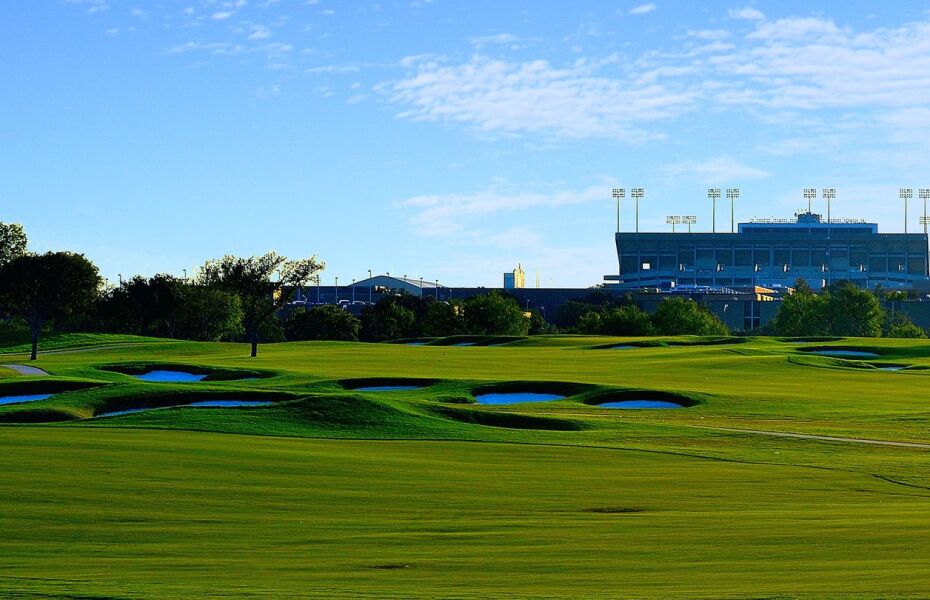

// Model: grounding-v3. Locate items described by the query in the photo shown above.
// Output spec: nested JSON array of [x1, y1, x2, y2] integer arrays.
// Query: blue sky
[[3, 0, 930, 287]]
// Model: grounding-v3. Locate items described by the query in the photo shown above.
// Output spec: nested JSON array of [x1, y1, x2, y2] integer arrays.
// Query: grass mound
[[430, 405, 585, 431], [340, 377, 439, 390]]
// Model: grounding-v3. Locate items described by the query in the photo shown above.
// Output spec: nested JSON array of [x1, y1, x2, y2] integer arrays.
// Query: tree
[[360, 297, 417, 341], [576, 310, 603, 334], [823, 281, 884, 337], [421, 300, 464, 337], [883, 311, 927, 339], [462, 292, 530, 336], [175, 285, 244, 341], [600, 304, 655, 336], [197, 252, 324, 357], [0, 252, 101, 360], [527, 310, 550, 335], [0, 222, 27, 267], [772, 278, 828, 337], [284, 305, 360, 341], [651, 297, 729, 336]]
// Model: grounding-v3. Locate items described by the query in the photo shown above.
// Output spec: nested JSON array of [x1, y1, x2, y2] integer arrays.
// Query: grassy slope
[[3, 427, 930, 599], [3, 334, 930, 597]]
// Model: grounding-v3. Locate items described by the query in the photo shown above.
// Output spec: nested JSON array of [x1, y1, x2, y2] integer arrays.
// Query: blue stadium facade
[[607, 212, 930, 290]]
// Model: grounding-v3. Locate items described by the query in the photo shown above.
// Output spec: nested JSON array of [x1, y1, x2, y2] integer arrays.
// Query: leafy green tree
[[576, 310, 603, 334], [651, 297, 729, 336], [883, 311, 927, 339], [772, 278, 828, 336], [462, 291, 529, 336], [527, 310, 550, 335], [0, 252, 101, 360], [284, 305, 361, 341], [421, 300, 464, 337], [360, 297, 417, 341], [600, 304, 655, 336], [0, 223, 27, 267], [197, 252, 324, 357], [176, 285, 244, 341], [823, 281, 884, 337]]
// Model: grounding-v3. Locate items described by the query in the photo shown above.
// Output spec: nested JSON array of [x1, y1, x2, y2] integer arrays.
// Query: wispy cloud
[[397, 184, 610, 235], [628, 3, 657, 15], [390, 55, 697, 141], [728, 7, 765, 20], [662, 157, 772, 184]]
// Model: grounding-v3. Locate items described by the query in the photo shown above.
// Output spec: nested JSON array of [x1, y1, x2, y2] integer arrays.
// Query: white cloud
[[628, 3, 656, 15], [728, 7, 765, 20], [212, 11, 233, 20], [248, 25, 271, 40], [662, 157, 772, 184], [390, 56, 697, 141], [397, 184, 610, 235], [469, 33, 521, 48]]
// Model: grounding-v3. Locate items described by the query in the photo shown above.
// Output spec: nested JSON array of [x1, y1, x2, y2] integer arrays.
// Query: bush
[[284, 305, 361, 341], [600, 305, 655, 336], [652, 297, 729, 336], [360, 298, 417, 341], [884, 312, 927, 339], [462, 292, 529, 336]]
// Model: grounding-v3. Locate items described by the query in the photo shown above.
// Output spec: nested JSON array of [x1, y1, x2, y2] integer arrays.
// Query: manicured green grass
[[3, 333, 930, 597]]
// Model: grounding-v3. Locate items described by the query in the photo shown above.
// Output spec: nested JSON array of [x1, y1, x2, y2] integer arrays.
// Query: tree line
[[3, 221, 926, 360]]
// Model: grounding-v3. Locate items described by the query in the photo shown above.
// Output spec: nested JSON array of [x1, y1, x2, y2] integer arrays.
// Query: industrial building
[[606, 211, 930, 291]]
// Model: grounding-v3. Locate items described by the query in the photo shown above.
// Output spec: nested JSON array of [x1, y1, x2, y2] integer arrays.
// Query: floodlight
[[726, 188, 740, 233], [901, 188, 913, 233], [611, 188, 625, 233], [630, 188, 644, 233], [682, 215, 697, 233], [707, 188, 721, 233]]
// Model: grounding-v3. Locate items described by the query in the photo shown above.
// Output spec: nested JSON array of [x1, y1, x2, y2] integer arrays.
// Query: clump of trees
[[358, 291, 532, 341], [772, 278, 927, 339], [0, 251, 101, 360], [571, 296, 728, 336]]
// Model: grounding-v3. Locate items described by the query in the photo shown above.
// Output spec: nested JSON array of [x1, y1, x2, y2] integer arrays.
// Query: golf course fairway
[[2, 334, 930, 598]]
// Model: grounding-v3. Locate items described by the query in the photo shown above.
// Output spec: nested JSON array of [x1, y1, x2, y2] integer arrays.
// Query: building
[[606, 212, 930, 290], [503, 264, 526, 289]]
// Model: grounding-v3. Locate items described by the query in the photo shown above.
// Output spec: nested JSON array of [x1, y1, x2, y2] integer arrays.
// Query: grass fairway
[[4, 428, 930, 599], [3, 334, 930, 597]]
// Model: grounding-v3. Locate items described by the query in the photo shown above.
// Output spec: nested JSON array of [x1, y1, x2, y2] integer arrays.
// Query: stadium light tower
[[631, 188, 644, 233], [920, 188, 930, 235], [707, 188, 721, 233], [900, 188, 913, 234], [822, 188, 835, 225], [611, 188, 625, 233], [803, 188, 817, 214], [726, 188, 740, 233], [666, 215, 681, 233], [682, 215, 697, 233]]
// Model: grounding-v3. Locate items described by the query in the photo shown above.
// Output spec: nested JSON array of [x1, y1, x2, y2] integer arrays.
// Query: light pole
[[683, 215, 696, 233], [707, 188, 721, 233], [435, 279, 439, 300], [803, 188, 817, 214], [666, 215, 681, 233], [183, 268, 187, 282], [316, 274, 320, 303], [368, 269, 373, 303], [920, 189, 930, 235], [352, 279, 356, 303], [631, 188, 644, 233], [612, 188, 625, 233], [822, 188, 835, 225], [726, 188, 740, 233], [118, 274, 123, 287], [334, 276, 338, 303], [900, 188, 913, 234]]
